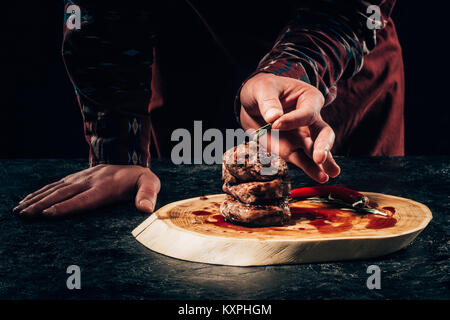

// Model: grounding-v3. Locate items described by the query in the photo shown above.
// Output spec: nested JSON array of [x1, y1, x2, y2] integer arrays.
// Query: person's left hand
[[240, 72, 341, 183], [12, 164, 160, 218]]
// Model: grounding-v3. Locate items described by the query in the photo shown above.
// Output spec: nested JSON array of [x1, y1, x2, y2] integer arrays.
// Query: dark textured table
[[0, 157, 448, 300]]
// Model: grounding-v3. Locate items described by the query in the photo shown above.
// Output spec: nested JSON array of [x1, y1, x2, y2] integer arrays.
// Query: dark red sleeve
[[62, 3, 158, 167], [235, 0, 396, 122]]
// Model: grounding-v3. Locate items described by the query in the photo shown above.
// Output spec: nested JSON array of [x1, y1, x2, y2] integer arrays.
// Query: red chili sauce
[[191, 202, 397, 233]]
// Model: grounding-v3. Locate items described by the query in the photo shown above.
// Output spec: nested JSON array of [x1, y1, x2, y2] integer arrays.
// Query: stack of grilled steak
[[220, 141, 291, 226]]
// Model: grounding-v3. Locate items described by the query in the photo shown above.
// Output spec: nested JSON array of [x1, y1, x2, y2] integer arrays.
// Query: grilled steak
[[222, 178, 291, 204], [220, 141, 292, 227], [220, 195, 291, 226], [222, 141, 288, 182], [222, 165, 238, 185]]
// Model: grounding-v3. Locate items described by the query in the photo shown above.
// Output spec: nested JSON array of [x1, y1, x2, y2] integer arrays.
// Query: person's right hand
[[240, 73, 341, 183], [12, 164, 161, 218]]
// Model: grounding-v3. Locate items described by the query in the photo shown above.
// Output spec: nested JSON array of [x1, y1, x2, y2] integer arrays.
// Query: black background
[[2, 1, 449, 158]]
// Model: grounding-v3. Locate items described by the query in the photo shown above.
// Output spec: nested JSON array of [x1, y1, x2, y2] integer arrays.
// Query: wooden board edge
[[134, 217, 425, 266], [363, 191, 433, 234], [131, 196, 203, 238], [131, 214, 158, 238], [135, 192, 432, 242]]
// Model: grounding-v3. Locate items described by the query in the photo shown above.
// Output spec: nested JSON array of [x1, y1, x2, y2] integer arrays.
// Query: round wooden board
[[132, 193, 432, 266]]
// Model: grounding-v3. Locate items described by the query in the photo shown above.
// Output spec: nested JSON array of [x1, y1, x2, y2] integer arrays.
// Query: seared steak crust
[[222, 141, 288, 182], [220, 142, 291, 227], [220, 195, 291, 226], [222, 165, 238, 185], [222, 178, 291, 204]]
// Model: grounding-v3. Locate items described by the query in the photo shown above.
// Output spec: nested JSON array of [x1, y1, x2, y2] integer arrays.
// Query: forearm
[[77, 95, 153, 167], [62, 2, 158, 167]]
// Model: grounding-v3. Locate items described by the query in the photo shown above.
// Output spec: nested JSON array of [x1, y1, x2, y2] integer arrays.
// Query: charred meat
[[220, 141, 291, 226], [220, 195, 290, 227], [222, 141, 288, 182], [222, 178, 291, 204]]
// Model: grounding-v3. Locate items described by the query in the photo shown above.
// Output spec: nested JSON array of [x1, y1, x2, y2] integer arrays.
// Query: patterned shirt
[[62, 0, 402, 168]]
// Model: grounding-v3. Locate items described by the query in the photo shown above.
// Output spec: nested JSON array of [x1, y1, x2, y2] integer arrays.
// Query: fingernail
[[265, 108, 281, 122], [42, 207, 56, 215], [12, 205, 22, 213], [330, 170, 340, 178], [319, 172, 329, 183], [139, 199, 155, 212], [272, 120, 281, 129]]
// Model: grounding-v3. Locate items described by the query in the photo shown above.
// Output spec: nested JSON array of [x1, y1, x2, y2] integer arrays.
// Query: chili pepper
[[289, 186, 369, 208]]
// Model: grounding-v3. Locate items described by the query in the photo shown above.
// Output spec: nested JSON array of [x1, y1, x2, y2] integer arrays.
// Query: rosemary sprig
[[291, 196, 389, 216], [253, 122, 273, 141]]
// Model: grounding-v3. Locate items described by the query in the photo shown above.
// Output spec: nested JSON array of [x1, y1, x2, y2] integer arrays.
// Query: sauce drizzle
[[192, 210, 212, 216], [365, 215, 397, 229], [382, 206, 396, 214], [190, 201, 397, 233]]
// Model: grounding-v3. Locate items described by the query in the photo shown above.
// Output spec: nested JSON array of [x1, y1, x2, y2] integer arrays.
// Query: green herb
[[253, 122, 273, 141], [290, 196, 389, 216]]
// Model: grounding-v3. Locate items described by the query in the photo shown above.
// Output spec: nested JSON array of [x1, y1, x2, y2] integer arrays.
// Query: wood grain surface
[[132, 192, 432, 266]]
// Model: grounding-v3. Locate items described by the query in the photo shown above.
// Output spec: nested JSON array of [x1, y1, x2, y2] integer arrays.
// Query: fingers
[[41, 188, 104, 217], [289, 149, 339, 182], [13, 182, 70, 214], [300, 135, 314, 159], [17, 166, 102, 205], [310, 119, 335, 165], [272, 91, 324, 130], [308, 118, 340, 178], [13, 165, 162, 218], [252, 81, 284, 123], [288, 150, 329, 183], [322, 151, 341, 178], [19, 180, 65, 203], [135, 171, 161, 213], [17, 183, 89, 217]]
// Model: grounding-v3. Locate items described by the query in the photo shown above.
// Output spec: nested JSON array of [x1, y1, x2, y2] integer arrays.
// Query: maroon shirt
[[323, 18, 404, 156], [235, 0, 404, 156], [63, 0, 404, 168]]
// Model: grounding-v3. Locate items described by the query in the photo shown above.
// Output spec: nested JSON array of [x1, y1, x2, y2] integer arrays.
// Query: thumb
[[135, 170, 161, 213]]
